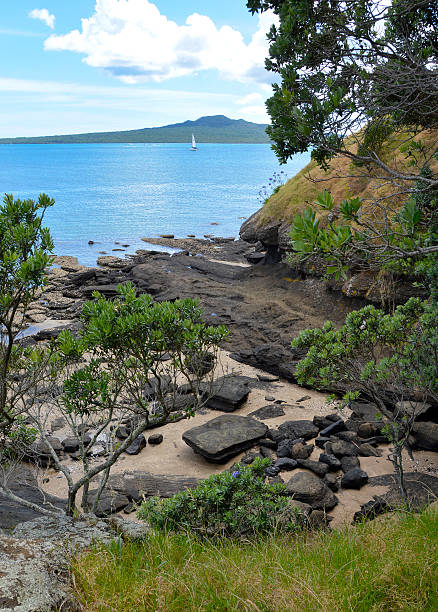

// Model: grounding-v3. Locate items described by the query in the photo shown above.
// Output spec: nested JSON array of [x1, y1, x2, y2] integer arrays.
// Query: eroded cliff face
[[239, 130, 438, 305], [239, 206, 426, 305]]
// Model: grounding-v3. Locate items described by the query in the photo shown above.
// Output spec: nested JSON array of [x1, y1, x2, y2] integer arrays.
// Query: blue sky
[[0, 1, 276, 137]]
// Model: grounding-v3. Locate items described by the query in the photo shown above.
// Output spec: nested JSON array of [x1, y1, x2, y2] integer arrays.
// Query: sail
[[191, 134, 197, 149]]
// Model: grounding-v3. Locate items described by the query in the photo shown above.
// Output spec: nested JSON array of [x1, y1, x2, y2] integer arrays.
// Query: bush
[[138, 458, 301, 538]]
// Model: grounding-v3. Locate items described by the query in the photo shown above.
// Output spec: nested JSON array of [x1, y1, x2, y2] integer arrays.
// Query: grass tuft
[[72, 508, 438, 611]]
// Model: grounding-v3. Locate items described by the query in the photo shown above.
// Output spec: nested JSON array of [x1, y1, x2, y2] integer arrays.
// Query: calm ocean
[[0, 143, 309, 266]]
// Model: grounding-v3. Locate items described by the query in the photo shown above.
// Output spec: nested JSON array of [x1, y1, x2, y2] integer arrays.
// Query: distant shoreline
[[0, 114, 270, 145]]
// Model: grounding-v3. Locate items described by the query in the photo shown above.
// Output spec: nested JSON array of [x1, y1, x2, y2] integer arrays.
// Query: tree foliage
[[0, 193, 54, 440], [247, 0, 438, 168], [139, 457, 304, 538], [25, 283, 228, 516]]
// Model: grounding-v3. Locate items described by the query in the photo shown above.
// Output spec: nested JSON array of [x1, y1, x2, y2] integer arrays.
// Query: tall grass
[[72, 508, 438, 611]]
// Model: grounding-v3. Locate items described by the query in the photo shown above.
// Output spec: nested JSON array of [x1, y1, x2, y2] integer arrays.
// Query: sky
[[0, 1, 278, 137]]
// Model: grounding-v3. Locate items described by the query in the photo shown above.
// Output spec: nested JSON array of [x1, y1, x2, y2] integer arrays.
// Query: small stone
[[296, 396, 311, 403], [125, 435, 146, 456], [274, 457, 298, 471], [319, 453, 342, 471], [290, 442, 313, 460], [148, 433, 163, 445], [265, 395, 275, 402], [265, 466, 280, 477], [298, 459, 329, 477]]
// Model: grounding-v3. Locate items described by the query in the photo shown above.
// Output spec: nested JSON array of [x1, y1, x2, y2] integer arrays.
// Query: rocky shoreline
[[2, 235, 437, 612]]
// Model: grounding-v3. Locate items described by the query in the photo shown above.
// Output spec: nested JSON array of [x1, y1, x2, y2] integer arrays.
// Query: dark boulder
[[201, 376, 250, 412], [148, 433, 163, 445], [125, 435, 146, 456], [358, 443, 382, 457], [290, 442, 314, 460], [319, 453, 342, 471], [277, 439, 293, 458], [341, 468, 369, 489], [186, 351, 215, 377], [357, 422, 381, 438], [319, 419, 346, 437], [245, 251, 266, 265], [86, 490, 130, 517], [182, 415, 267, 463], [341, 456, 361, 473], [274, 457, 298, 471], [297, 459, 329, 477], [267, 428, 285, 444], [315, 436, 331, 449], [259, 438, 278, 450], [278, 420, 319, 441], [323, 473, 340, 492], [313, 415, 334, 431], [331, 440, 359, 457], [286, 472, 338, 510]]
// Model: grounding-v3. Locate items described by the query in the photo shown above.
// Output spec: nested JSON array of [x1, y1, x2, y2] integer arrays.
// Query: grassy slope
[[259, 130, 438, 225], [0, 117, 270, 144], [73, 508, 438, 611]]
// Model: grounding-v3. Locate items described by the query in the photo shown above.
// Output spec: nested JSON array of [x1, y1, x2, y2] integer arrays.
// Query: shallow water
[[0, 143, 309, 266]]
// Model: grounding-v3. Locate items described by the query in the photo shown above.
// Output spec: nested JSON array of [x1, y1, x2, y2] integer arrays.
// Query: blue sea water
[[0, 143, 309, 266]]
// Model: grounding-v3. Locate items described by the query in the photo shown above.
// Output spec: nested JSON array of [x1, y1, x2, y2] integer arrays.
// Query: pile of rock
[[182, 399, 438, 521]]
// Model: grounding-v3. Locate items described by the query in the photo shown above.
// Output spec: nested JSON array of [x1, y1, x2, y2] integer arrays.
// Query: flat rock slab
[[286, 471, 338, 510], [183, 414, 268, 463], [203, 376, 250, 412], [249, 404, 285, 420]]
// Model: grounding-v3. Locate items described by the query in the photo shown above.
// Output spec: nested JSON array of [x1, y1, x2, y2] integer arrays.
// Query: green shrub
[[138, 457, 301, 538]]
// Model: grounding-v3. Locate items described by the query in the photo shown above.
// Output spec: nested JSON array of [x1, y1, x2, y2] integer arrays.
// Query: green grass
[[72, 508, 438, 611]]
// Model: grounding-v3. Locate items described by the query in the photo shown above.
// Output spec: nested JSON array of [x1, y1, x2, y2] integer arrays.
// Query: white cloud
[[237, 92, 264, 106], [0, 76, 271, 136], [29, 8, 55, 29], [44, 0, 277, 84], [239, 105, 269, 123]]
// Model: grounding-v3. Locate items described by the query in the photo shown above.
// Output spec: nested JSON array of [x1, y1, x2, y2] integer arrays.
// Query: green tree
[[292, 298, 438, 499], [0, 193, 54, 440], [248, 0, 438, 266], [24, 283, 228, 516], [247, 0, 438, 165]]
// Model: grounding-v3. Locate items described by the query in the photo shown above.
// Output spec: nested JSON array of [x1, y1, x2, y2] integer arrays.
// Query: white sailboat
[[191, 133, 198, 150]]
